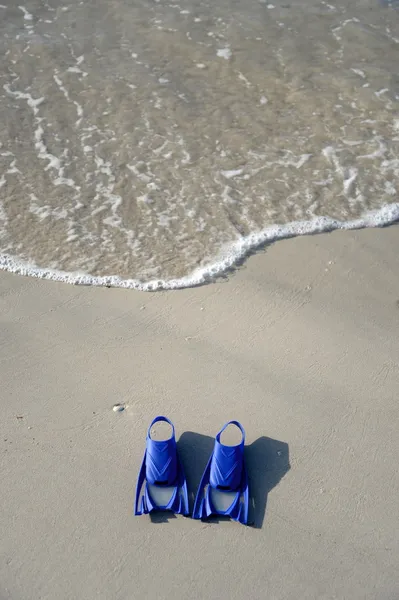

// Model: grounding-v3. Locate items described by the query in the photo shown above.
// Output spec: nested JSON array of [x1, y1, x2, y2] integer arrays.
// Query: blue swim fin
[[193, 421, 249, 525], [134, 416, 189, 516]]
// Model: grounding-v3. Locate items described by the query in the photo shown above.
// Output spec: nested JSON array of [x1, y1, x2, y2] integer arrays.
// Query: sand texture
[[1, 226, 399, 599]]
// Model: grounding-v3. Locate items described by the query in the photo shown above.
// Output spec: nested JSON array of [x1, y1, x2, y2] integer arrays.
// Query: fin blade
[[179, 479, 189, 516], [237, 467, 249, 524], [193, 455, 212, 519], [193, 496, 207, 520], [134, 450, 147, 515]]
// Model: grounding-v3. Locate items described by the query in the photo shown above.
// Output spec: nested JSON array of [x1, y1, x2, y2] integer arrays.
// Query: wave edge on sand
[[1, 202, 398, 291]]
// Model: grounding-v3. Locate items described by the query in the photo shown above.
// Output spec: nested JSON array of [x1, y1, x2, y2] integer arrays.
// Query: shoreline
[[1, 203, 399, 291]]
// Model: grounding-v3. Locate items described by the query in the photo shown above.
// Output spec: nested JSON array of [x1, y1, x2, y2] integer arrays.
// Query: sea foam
[[1, 203, 398, 291]]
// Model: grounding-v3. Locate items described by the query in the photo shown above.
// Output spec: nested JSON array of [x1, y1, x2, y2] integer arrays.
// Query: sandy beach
[[1, 225, 399, 599]]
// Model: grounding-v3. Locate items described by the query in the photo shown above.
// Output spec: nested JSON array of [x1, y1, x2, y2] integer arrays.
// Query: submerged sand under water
[[0, 0, 398, 283]]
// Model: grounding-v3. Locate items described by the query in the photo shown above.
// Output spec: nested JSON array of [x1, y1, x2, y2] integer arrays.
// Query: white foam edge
[[1, 202, 398, 291]]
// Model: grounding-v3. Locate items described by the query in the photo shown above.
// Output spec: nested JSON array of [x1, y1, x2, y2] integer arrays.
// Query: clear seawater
[[0, 0, 398, 289]]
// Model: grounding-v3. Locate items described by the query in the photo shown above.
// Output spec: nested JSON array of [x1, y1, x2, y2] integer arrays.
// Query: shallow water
[[0, 0, 398, 288]]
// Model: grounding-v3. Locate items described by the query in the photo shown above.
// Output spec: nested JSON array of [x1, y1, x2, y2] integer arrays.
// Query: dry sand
[[1, 226, 399, 600]]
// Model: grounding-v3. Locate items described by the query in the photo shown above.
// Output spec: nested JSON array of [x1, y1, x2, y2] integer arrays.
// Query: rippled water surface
[[0, 0, 398, 287]]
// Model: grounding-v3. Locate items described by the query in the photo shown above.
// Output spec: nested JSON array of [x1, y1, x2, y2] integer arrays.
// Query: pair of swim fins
[[134, 416, 249, 525]]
